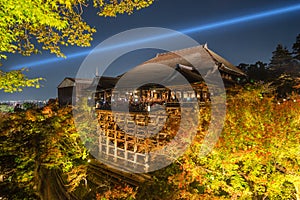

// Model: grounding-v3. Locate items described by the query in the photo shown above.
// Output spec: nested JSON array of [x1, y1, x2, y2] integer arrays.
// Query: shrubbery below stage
[[1, 86, 300, 199]]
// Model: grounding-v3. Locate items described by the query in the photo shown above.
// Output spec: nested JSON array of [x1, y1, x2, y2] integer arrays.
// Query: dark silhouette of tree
[[267, 42, 300, 98], [237, 63, 248, 72], [269, 44, 293, 79], [270, 44, 293, 68], [292, 33, 300, 60], [237, 61, 269, 83], [273, 73, 295, 98], [249, 61, 269, 82]]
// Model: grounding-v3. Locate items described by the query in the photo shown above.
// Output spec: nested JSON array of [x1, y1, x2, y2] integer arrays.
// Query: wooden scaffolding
[[96, 107, 184, 173]]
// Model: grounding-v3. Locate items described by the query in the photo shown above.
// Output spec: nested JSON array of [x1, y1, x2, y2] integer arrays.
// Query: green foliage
[[0, 0, 154, 92], [0, 69, 43, 92], [0, 104, 14, 112], [95, 0, 154, 17], [0, 0, 154, 58]]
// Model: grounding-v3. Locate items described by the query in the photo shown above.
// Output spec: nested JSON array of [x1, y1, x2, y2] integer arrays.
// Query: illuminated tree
[[136, 86, 300, 199], [168, 86, 300, 199], [0, 102, 90, 199], [0, 0, 154, 92], [0, 69, 43, 93]]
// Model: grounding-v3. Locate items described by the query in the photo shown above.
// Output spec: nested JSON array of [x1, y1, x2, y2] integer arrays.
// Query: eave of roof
[[57, 77, 94, 88], [203, 46, 246, 76]]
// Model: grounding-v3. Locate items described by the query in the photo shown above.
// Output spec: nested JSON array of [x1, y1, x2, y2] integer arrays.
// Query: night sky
[[1, 0, 300, 101]]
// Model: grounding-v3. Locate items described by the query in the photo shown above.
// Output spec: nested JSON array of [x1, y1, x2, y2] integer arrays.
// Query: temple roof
[[82, 45, 246, 91], [144, 44, 245, 76], [57, 77, 93, 88]]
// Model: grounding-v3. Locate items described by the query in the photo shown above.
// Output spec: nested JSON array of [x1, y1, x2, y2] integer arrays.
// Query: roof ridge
[[156, 45, 204, 57], [202, 45, 220, 65]]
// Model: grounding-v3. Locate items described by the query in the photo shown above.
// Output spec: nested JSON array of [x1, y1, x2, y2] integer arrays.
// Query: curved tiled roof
[[144, 44, 245, 76], [81, 45, 245, 90]]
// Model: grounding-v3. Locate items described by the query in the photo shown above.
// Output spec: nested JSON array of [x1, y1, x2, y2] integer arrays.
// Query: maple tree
[[0, 69, 43, 93], [0, 101, 89, 199], [135, 85, 300, 199], [166, 85, 300, 199], [0, 0, 154, 92], [1, 85, 300, 199]]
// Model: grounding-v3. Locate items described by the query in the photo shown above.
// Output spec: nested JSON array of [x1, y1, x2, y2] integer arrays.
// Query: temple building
[[58, 45, 245, 108], [84, 44, 245, 111], [57, 77, 93, 106], [57, 44, 246, 173]]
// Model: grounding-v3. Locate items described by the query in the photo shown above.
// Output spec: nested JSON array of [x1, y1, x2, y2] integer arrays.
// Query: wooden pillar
[[106, 135, 109, 155], [99, 130, 102, 154], [144, 154, 149, 172], [114, 128, 117, 162]]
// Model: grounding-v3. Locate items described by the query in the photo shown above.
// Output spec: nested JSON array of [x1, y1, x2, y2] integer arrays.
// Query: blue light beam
[[10, 3, 300, 70]]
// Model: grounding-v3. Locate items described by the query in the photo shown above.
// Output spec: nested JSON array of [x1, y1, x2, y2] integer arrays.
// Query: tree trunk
[[295, 183, 300, 200], [37, 166, 77, 200]]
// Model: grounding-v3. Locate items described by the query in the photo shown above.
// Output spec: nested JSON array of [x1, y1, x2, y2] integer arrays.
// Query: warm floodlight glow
[[10, 3, 300, 70]]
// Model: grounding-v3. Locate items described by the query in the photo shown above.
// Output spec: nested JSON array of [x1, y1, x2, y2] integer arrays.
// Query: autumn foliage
[[1, 86, 300, 199], [0, 101, 88, 199], [148, 86, 300, 199]]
